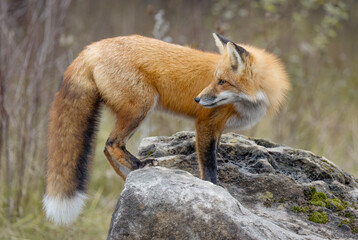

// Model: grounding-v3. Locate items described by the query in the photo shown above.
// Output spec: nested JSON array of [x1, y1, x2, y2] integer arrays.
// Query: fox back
[[44, 34, 290, 225]]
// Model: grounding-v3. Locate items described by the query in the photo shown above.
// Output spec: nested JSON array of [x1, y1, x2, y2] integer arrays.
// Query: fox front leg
[[195, 121, 222, 184]]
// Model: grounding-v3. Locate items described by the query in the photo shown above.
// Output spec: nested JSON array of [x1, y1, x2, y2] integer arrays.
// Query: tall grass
[[0, 0, 73, 236]]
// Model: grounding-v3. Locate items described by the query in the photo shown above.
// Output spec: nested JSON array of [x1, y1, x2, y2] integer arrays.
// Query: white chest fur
[[225, 91, 269, 130]]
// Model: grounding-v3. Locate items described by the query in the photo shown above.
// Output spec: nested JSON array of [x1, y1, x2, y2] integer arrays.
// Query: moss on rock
[[308, 187, 345, 212], [309, 191, 327, 207], [326, 199, 345, 211], [309, 211, 329, 224], [292, 205, 309, 213], [338, 218, 358, 233]]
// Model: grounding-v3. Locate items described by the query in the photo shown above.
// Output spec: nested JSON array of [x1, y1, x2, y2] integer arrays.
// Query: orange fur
[[44, 34, 290, 224]]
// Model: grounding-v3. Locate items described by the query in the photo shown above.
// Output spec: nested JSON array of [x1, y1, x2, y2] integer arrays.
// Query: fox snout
[[194, 91, 222, 108], [196, 88, 243, 108], [194, 96, 215, 104]]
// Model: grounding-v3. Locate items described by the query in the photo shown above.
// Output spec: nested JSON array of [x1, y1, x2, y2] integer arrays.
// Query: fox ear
[[212, 33, 229, 54], [226, 42, 249, 71]]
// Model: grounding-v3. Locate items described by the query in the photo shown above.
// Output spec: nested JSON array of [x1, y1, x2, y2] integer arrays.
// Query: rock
[[108, 167, 323, 240], [108, 131, 358, 239]]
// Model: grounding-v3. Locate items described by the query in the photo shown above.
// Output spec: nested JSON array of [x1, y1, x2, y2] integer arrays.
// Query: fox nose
[[194, 97, 200, 103]]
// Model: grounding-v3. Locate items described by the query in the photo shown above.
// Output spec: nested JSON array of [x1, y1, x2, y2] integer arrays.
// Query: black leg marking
[[105, 139, 156, 172], [106, 137, 115, 146], [120, 146, 143, 169], [139, 158, 158, 167], [203, 139, 217, 184]]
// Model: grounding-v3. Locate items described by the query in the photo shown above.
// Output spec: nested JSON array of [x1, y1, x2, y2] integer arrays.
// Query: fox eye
[[218, 79, 226, 85]]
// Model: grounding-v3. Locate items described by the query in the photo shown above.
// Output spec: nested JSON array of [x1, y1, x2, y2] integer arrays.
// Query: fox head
[[195, 33, 258, 108]]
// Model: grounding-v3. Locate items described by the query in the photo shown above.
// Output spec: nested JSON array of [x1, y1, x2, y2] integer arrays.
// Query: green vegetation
[[292, 187, 332, 224], [309, 187, 345, 211], [344, 211, 356, 219], [292, 186, 358, 231], [292, 205, 309, 213], [326, 199, 345, 211], [146, 150, 154, 157], [339, 210, 357, 228], [309, 211, 329, 224], [309, 191, 328, 207], [338, 219, 358, 233]]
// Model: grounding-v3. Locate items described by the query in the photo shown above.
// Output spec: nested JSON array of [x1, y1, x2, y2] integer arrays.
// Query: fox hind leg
[[104, 95, 158, 180]]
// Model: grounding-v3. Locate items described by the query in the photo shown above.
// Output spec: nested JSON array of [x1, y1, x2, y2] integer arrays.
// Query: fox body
[[44, 34, 290, 224]]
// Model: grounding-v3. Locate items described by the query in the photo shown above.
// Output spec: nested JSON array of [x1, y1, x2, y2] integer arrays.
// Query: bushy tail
[[43, 58, 101, 225]]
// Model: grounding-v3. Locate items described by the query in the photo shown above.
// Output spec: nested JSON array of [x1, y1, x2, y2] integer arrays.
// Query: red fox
[[43, 33, 290, 224]]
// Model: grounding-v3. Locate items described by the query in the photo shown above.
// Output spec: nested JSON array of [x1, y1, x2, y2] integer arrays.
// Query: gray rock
[[108, 131, 358, 239], [108, 167, 323, 240]]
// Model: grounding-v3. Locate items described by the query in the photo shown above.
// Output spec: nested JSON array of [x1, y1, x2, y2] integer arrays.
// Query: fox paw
[[218, 183, 228, 191], [140, 158, 159, 168]]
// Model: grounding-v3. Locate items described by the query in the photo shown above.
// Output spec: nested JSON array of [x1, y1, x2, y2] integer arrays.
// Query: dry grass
[[1, 0, 71, 232], [1, 0, 357, 239]]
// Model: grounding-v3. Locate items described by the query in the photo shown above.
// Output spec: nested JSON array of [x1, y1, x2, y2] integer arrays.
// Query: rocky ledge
[[107, 131, 358, 240]]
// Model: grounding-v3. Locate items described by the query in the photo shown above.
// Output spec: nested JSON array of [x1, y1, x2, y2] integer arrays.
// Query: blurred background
[[1, 0, 357, 238]]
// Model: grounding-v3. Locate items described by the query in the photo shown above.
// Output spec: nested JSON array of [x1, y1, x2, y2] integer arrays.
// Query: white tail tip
[[43, 191, 87, 225]]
